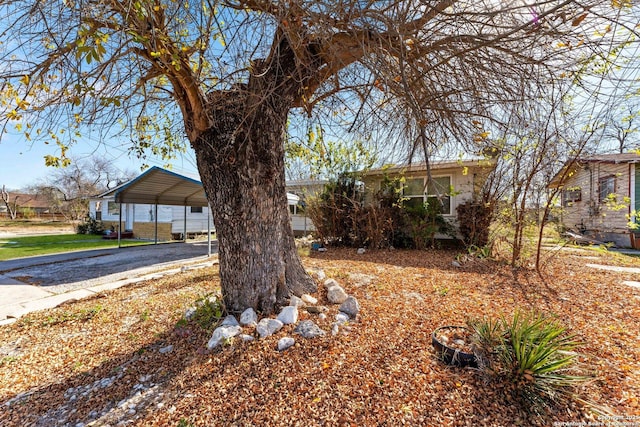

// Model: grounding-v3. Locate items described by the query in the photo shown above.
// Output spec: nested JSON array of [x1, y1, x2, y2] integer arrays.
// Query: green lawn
[[0, 234, 150, 261]]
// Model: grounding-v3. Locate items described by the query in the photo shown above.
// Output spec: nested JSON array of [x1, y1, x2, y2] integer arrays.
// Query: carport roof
[[109, 166, 210, 207], [97, 166, 300, 207]]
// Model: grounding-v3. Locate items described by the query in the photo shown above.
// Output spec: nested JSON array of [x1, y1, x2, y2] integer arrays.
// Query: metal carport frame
[[112, 167, 213, 256]]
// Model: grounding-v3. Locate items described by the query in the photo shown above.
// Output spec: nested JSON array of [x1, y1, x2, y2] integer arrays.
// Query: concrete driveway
[[0, 241, 218, 324]]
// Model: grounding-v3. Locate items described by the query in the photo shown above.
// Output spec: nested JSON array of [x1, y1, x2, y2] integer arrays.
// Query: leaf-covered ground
[[0, 248, 639, 426]]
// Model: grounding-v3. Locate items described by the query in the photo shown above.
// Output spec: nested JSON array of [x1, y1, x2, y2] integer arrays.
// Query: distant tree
[[286, 127, 377, 182], [1, 185, 18, 220], [30, 157, 135, 221], [604, 102, 640, 153], [0, 0, 637, 313]]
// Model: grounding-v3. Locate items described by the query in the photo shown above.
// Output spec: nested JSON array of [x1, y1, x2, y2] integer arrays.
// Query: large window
[[426, 176, 452, 215], [400, 176, 452, 215], [403, 178, 426, 210], [107, 201, 120, 216], [598, 176, 616, 202]]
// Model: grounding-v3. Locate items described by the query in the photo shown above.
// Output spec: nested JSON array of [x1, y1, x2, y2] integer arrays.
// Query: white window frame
[[107, 201, 120, 216], [426, 175, 453, 216], [598, 175, 616, 202]]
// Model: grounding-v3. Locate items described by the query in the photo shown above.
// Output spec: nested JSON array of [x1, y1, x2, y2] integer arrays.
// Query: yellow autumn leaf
[[19, 75, 30, 85], [15, 98, 30, 110], [6, 109, 21, 120]]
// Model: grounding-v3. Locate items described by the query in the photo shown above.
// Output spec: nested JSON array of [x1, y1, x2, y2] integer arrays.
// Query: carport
[[109, 166, 300, 257], [112, 167, 214, 256]]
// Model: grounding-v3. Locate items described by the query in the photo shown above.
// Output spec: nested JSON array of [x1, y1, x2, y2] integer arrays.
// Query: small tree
[[1, 185, 18, 220], [31, 157, 135, 221]]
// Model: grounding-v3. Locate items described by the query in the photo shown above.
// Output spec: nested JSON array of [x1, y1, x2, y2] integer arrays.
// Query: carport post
[[118, 203, 122, 248], [183, 205, 187, 242], [154, 204, 158, 245]]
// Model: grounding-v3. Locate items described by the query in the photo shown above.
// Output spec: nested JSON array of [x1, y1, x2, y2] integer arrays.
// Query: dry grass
[[0, 248, 639, 426]]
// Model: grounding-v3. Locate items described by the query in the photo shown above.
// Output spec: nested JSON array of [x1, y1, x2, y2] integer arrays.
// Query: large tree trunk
[[192, 81, 316, 315]]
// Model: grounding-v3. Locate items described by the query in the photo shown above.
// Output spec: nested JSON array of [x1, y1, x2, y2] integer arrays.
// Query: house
[[0, 192, 52, 218], [549, 153, 640, 248], [362, 159, 496, 225], [90, 166, 303, 241], [284, 159, 496, 239]]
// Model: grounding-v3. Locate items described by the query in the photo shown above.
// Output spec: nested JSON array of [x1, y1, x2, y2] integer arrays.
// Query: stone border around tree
[[196, 269, 361, 352]]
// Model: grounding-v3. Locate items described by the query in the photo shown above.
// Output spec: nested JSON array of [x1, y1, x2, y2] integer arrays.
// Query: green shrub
[[187, 293, 225, 330], [76, 214, 105, 235]]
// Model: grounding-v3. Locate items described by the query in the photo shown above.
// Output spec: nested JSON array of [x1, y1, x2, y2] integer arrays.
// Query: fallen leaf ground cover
[[0, 248, 639, 426]]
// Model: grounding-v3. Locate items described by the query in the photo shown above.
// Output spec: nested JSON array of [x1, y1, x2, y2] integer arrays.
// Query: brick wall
[[101, 221, 172, 241]]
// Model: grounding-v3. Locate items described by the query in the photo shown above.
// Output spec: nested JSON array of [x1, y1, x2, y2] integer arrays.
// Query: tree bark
[[192, 78, 316, 315]]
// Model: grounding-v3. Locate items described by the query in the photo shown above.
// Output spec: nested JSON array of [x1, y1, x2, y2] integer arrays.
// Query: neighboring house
[[286, 179, 328, 236], [90, 166, 303, 241], [0, 192, 51, 218], [549, 153, 640, 248]]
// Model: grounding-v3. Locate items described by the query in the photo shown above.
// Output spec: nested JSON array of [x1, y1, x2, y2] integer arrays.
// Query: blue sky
[[0, 132, 200, 191]]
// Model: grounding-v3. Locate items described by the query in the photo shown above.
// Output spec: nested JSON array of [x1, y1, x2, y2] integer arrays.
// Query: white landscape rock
[[309, 268, 326, 281], [221, 314, 240, 327], [277, 337, 295, 351], [184, 307, 197, 320], [158, 345, 174, 354], [323, 278, 340, 289], [327, 285, 348, 304], [207, 325, 243, 349], [239, 308, 258, 326], [335, 312, 350, 324], [289, 295, 305, 307], [339, 296, 360, 318], [256, 318, 284, 338], [301, 294, 318, 305], [294, 320, 326, 339], [239, 334, 255, 342], [277, 306, 299, 324]]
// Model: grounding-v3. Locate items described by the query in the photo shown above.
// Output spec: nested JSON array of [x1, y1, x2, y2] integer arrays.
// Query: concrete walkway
[[585, 263, 640, 290], [0, 242, 218, 325]]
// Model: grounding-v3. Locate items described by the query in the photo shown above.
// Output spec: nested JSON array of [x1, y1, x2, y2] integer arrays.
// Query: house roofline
[[548, 153, 640, 189], [364, 158, 496, 177]]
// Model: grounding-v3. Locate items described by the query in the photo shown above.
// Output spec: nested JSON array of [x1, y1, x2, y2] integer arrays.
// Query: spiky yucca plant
[[468, 310, 591, 414]]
